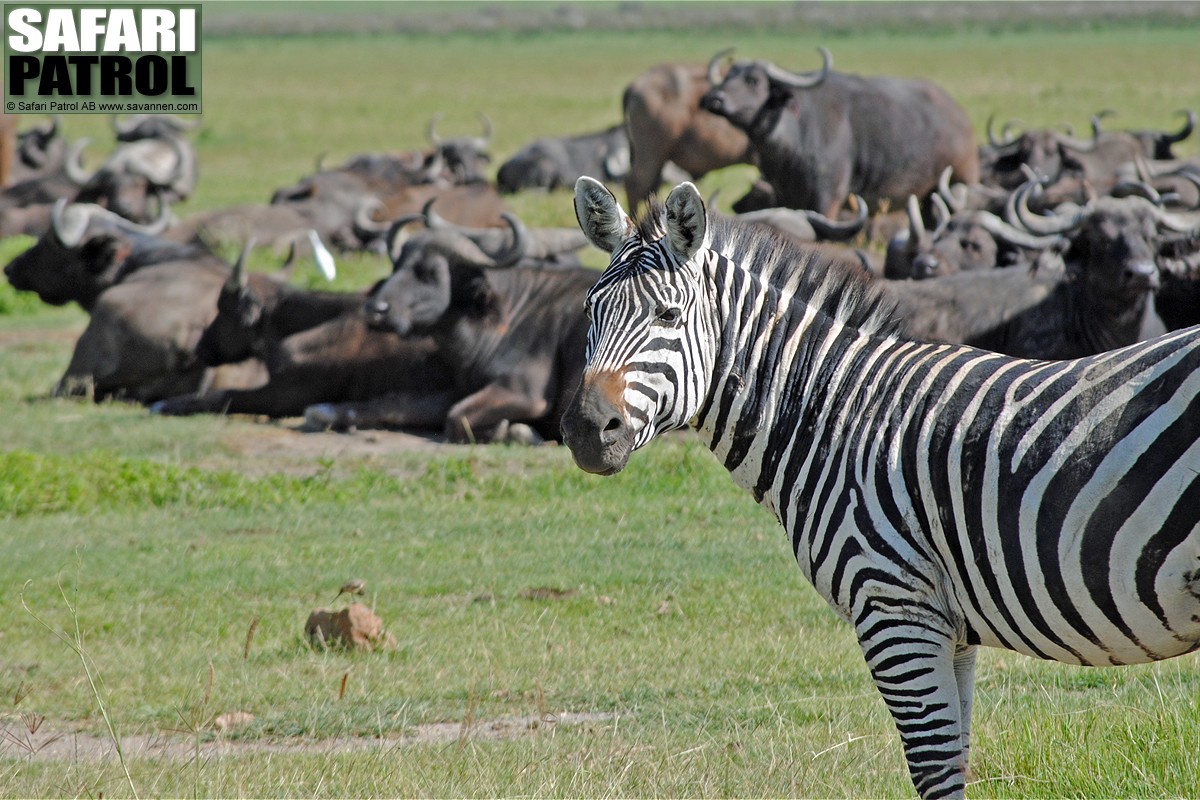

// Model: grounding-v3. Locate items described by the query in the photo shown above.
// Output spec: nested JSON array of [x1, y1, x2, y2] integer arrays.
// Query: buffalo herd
[[3, 47, 1199, 445]]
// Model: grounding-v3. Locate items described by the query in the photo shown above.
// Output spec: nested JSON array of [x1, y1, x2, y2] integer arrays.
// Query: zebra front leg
[[857, 617, 968, 799]]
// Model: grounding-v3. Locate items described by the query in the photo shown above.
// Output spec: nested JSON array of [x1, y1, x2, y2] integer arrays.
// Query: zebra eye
[[655, 306, 682, 327]]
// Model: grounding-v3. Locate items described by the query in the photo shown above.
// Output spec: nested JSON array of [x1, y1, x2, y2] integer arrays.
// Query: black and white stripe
[[570, 178, 1200, 799]]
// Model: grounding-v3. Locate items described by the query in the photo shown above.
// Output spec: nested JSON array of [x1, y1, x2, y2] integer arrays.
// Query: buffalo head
[[3, 200, 172, 309], [699, 47, 832, 129], [364, 215, 526, 336]]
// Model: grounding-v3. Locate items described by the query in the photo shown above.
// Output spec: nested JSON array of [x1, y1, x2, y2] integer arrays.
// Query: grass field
[[3, 6, 1200, 797]]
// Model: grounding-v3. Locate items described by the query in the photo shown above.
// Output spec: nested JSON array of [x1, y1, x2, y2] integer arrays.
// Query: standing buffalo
[[700, 47, 979, 217], [623, 61, 753, 213]]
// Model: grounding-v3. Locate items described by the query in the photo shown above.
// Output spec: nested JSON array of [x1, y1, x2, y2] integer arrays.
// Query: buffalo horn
[[1167, 109, 1197, 144], [384, 213, 430, 261], [1148, 202, 1200, 234], [477, 112, 494, 146], [1012, 180, 1088, 235], [50, 198, 90, 247], [803, 194, 868, 242], [763, 47, 832, 90], [929, 193, 952, 239], [974, 210, 1066, 251], [986, 114, 1020, 150], [76, 202, 173, 237], [1090, 109, 1117, 138], [905, 194, 930, 249], [38, 114, 61, 138], [63, 137, 95, 185], [1110, 180, 1163, 205], [226, 239, 253, 291], [427, 113, 445, 147], [707, 47, 735, 85], [421, 197, 460, 233], [111, 114, 138, 136], [354, 198, 393, 234], [1053, 123, 1098, 153], [937, 165, 967, 213], [488, 213, 529, 268]]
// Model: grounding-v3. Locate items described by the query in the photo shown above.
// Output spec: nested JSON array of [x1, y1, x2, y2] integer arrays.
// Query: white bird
[[308, 229, 337, 281]]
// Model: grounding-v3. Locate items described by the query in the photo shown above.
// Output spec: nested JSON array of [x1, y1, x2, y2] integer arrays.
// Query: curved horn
[[905, 194, 929, 249], [477, 112, 493, 145], [354, 197, 397, 234], [1167, 109, 1197, 144], [111, 114, 138, 136], [50, 198, 90, 247], [71, 202, 173, 237], [974, 210, 1067, 251], [136, 199, 174, 235], [38, 114, 61, 138], [937, 165, 967, 213], [385, 214, 429, 261], [803, 194, 869, 241], [1110, 180, 1163, 205], [63, 137, 95, 185], [1053, 124, 1099, 153], [707, 47, 735, 85], [166, 114, 201, 132], [427, 112, 444, 147], [163, 134, 192, 192], [427, 213, 528, 270], [1148, 201, 1200, 234], [1012, 179, 1089, 235], [489, 213, 528, 268], [987, 114, 1019, 149], [227, 238, 253, 290], [1090, 109, 1117, 138], [929, 193, 952, 240], [762, 46, 832, 90], [421, 196, 459, 232]]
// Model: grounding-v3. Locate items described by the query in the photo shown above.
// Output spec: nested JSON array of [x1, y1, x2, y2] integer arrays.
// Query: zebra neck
[[692, 258, 859, 507]]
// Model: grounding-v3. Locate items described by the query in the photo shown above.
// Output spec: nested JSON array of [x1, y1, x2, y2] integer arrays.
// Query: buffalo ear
[[574, 177, 634, 253], [663, 181, 709, 261], [81, 234, 129, 274]]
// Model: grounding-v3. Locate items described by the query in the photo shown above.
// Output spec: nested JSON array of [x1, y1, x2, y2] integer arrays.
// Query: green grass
[[3, 11, 1200, 798]]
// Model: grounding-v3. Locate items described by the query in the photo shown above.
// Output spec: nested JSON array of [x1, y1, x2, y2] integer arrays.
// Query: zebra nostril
[[599, 415, 625, 444]]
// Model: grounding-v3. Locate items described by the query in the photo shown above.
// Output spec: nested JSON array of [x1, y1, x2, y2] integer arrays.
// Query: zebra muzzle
[[561, 376, 633, 475]]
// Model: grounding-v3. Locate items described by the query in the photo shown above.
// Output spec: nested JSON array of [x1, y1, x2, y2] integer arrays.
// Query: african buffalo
[[152, 256, 454, 421], [700, 47, 979, 218], [883, 192, 1067, 280], [4, 200, 174, 309], [623, 60, 753, 213], [878, 177, 1200, 359], [497, 124, 630, 193], [66, 130, 197, 223], [358, 215, 597, 443], [4, 201, 263, 401]]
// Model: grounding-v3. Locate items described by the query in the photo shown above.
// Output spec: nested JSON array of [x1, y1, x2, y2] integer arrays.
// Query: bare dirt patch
[[0, 711, 617, 763], [201, 419, 460, 477]]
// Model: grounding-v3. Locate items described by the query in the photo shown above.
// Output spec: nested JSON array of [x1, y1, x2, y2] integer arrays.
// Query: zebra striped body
[[563, 178, 1200, 799]]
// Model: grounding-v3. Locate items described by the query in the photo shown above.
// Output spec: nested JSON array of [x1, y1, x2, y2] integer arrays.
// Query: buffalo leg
[[443, 384, 549, 444], [304, 390, 459, 432]]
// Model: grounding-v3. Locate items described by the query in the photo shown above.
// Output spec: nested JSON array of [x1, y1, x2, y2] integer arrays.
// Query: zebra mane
[[634, 200, 901, 339]]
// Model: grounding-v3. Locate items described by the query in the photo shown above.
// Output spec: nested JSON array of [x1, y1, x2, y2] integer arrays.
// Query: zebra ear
[[574, 177, 634, 253], [663, 181, 709, 261]]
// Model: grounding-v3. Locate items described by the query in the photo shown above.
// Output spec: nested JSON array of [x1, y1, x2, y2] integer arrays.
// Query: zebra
[[562, 176, 1200, 799]]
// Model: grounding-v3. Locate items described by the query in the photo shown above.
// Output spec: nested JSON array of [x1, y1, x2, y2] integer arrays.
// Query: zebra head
[[562, 178, 719, 475]]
